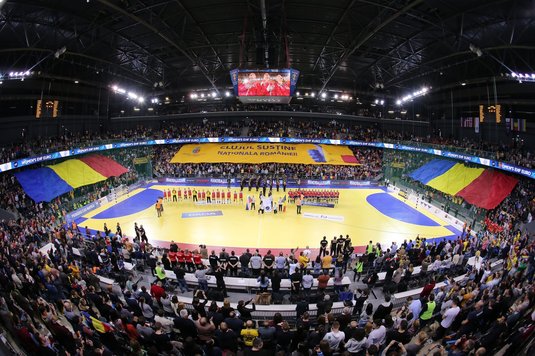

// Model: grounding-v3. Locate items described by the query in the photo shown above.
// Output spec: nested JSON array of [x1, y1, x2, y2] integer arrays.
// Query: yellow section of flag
[[427, 163, 484, 195], [48, 159, 107, 189]]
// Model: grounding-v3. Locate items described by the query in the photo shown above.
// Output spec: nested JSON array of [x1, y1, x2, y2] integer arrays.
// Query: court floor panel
[[78, 184, 461, 253]]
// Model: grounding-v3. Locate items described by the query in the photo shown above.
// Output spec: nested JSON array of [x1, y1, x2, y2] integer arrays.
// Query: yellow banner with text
[[170, 143, 360, 165]]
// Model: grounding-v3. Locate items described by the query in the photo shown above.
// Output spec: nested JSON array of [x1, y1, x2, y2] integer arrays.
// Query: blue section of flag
[[408, 159, 457, 184], [14, 167, 73, 202], [181, 211, 223, 218]]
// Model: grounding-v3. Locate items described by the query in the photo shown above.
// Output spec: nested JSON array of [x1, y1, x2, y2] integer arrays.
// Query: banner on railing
[[0, 137, 533, 179], [66, 200, 101, 224], [157, 177, 377, 189]]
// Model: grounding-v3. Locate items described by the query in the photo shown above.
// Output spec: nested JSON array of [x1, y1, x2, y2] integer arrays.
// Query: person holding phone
[[382, 340, 408, 355]]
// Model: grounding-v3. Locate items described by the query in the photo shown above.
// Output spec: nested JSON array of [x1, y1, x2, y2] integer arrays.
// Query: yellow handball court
[[73, 183, 462, 254]]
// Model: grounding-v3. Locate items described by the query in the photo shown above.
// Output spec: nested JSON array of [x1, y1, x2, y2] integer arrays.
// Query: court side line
[[81, 187, 147, 219], [386, 190, 451, 226]]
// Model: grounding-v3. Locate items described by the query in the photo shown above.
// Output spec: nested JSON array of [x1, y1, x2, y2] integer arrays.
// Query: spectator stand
[[174, 295, 348, 323], [392, 258, 504, 308], [163, 269, 351, 294]]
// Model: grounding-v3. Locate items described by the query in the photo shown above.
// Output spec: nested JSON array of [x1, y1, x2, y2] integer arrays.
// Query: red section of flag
[[341, 155, 359, 164], [78, 155, 128, 178], [456, 170, 518, 210]]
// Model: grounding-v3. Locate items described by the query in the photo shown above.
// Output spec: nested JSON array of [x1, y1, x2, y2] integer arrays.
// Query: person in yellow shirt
[[298, 252, 309, 269], [322, 253, 333, 272], [69, 262, 80, 280], [240, 320, 259, 347]]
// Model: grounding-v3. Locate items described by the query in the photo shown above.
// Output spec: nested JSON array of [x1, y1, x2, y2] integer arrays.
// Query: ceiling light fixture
[[510, 72, 535, 82], [396, 86, 429, 105]]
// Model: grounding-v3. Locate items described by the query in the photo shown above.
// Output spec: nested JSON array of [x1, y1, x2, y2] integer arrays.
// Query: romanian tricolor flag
[[409, 159, 518, 210], [14, 154, 128, 202], [81, 311, 114, 333]]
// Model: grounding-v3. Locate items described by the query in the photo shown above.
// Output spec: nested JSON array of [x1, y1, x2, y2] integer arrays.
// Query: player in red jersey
[[177, 249, 185, 269], [256, 72, 274, 96], [184, 249, 194, 272], [238, 72, 260, 96], [271, 73, 290, 96], [168, 250, 177, 267], [239, 190, 243, 202], [233, 190, 238, 203], [226, 190, 231, 204], [193, 250, 202, 268], [216, 190, 221, 204], [201, 190, 206, 202]]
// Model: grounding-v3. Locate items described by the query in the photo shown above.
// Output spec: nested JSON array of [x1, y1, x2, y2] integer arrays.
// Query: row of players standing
[[316, 235, 356, 275], [160, 186, 338, 206], [240, 175, 287, 193], [162, 188, 244, 204], [320, 234, 353, 257]]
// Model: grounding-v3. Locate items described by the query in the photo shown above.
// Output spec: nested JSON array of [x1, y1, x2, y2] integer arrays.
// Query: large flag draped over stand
[[409, 159, 518, 210], [14, 154, 128, 202], [170, 143, 360, 165]]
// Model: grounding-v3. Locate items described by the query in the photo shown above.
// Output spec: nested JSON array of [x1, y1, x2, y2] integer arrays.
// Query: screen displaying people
[[237, 70, 291, 96]]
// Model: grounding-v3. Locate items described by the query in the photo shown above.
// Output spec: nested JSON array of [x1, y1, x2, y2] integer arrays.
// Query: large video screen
[[230, 68, 299, 104], [238, 70, 290, 96]]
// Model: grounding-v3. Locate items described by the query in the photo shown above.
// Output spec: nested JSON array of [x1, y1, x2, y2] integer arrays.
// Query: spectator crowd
[[1, 116, 531, 169], [0, 118, 532, 355]]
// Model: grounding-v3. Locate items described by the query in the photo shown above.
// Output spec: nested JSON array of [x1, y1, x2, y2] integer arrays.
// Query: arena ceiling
[[0, 0, 534, 98]]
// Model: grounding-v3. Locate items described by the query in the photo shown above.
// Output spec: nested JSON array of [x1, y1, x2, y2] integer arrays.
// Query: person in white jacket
[[323, 321, 345, 351]]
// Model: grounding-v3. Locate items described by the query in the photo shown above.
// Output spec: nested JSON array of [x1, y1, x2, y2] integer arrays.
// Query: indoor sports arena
[[0, 1, 533, 356]]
